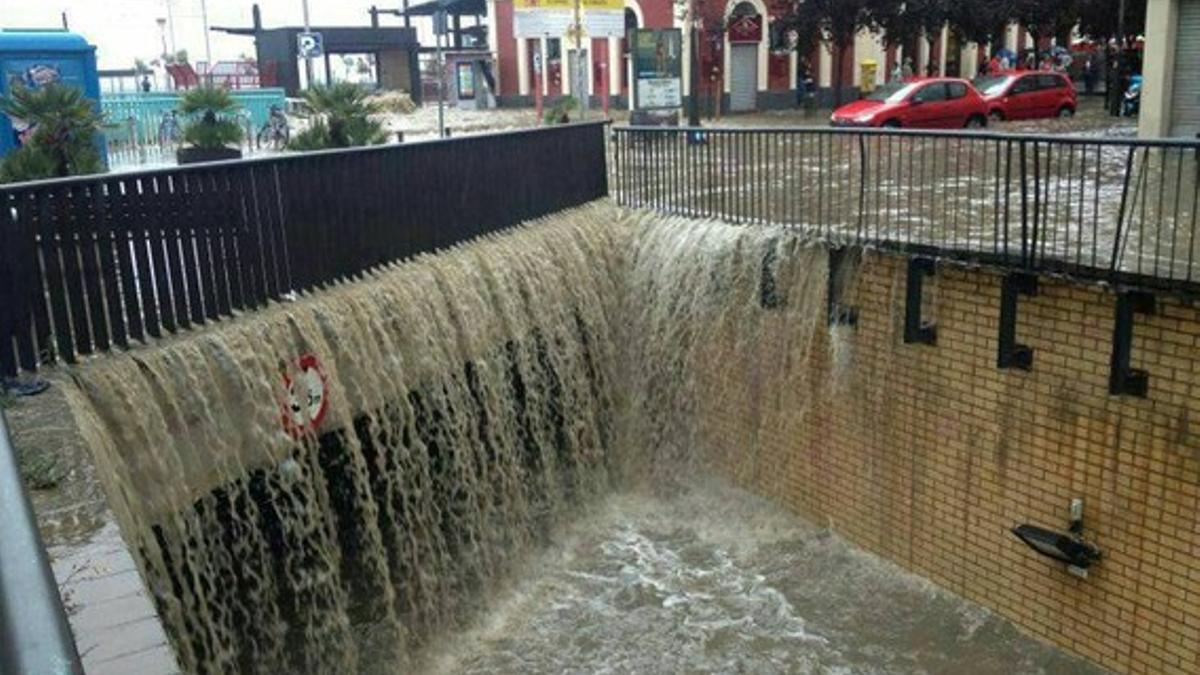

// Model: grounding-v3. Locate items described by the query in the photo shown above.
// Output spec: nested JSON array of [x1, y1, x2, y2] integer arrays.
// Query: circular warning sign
[[281, 353, 329, 436]]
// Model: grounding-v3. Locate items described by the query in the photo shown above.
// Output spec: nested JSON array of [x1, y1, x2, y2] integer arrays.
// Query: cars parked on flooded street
[[830, 78, 989, 129], [974, 71, 1077, 122]]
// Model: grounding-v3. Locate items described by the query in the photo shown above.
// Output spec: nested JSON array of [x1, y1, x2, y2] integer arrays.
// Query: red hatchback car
[[830, 78, 989, 129], [974, 71, 1077, 121]]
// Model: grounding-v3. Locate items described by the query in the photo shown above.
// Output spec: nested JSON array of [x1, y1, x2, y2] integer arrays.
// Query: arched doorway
[[726, 1, 762, 112]]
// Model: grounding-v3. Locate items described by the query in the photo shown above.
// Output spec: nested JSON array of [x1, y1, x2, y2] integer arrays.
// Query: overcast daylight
[[2, 1, 1196, 674]]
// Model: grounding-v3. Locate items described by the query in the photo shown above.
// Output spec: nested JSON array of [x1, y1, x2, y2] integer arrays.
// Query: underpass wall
[[694, 248, 1200, 674]]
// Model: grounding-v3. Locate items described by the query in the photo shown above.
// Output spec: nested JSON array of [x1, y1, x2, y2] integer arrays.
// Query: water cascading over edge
[[62, 203, 630, 673]]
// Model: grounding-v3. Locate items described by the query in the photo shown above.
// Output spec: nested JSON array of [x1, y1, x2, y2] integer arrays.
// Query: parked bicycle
[[257, 105, 290, 150], [158, 110, 182, 146]]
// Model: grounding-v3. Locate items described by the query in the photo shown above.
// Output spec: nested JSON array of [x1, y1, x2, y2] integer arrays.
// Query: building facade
[[481, 0, 1052, 112], [1139, 0, 1200, 137]]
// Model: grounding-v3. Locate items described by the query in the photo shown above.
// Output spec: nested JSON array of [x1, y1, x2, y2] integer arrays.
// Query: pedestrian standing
[[901, 57, 914, 80]]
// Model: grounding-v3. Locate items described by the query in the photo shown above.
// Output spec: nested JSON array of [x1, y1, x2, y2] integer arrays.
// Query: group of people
[[882, 47, 1103, 95], [978, 49, 1073, 77]]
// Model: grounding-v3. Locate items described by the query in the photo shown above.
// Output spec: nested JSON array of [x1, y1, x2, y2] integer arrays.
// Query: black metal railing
[[0, 122, 608, 377], [0, 411, 84, 675], [611, 126, 1200, 293]]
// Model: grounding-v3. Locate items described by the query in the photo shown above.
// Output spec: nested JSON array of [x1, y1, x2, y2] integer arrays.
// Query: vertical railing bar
[[1111, 146, 1138, 275]]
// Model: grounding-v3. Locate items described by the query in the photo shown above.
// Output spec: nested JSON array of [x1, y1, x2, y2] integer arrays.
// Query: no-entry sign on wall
[[281, 353, 328, 436]]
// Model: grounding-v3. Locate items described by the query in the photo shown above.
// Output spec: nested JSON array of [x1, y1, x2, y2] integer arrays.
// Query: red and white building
[[465, 0, 1063, 112]]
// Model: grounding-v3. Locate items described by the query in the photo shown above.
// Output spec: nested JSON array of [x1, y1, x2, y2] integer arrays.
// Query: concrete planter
[[176, 146, 242, 165]]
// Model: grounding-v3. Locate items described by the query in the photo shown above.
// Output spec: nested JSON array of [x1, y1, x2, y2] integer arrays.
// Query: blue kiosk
[[0, 30, 103, 163]]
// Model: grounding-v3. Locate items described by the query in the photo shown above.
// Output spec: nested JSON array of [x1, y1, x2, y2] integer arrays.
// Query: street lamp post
[[157, 18, 169, 62], [201, 0, 213, 84], [164, 0, 177, 55], [569, 0, 588, 120], [688, 0, 702, 128], [301, 0, 315, 87], [1109, 0, 1127, 117]]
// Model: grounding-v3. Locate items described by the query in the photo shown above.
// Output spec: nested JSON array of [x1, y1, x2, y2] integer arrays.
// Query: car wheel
[[989, 110, 1004, 122], [882, 119, 901, 128], [1057, 106, 1075, 118], [965, 115, 986, 129]]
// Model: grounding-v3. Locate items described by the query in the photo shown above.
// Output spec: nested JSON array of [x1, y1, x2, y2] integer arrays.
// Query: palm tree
[[288, 83, 388, 150], [179, 85, 243, 151], [0, 83, 105, 183]]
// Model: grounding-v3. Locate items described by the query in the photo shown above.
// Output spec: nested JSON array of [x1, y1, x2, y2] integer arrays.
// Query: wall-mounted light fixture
[[1012, 498, 1101, 578]]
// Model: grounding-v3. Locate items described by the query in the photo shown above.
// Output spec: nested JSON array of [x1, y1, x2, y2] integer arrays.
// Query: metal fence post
[[0, 411, 83, 675]]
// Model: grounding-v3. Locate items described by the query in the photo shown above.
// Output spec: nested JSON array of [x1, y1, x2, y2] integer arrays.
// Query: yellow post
[[859, 59, 878, 95]]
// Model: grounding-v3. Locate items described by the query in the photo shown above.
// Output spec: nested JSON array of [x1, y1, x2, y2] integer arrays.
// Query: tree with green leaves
[[179, 85, 244, 150], [288, 83, 388, 151], [774, 0, 895, 107], [0, 83, 105, 184], [877, 0, 952, 74], [1012, 0, 1080, 49], [770, 0, 823, 68], [947, 0, 1015, 51], [1077, 0, 1146, 41]]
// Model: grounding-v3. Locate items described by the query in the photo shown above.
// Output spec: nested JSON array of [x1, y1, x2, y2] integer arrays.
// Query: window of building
[[732, 1, 758, 16]]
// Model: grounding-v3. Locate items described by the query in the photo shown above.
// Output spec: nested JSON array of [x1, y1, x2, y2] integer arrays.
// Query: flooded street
[[421, 477, 1106, 675]]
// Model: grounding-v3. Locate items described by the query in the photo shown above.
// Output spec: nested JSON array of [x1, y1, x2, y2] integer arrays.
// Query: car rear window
[[973, 75, 1013, 96], [1011, 76, 1036, 94], [913, 83, 947, 102], [1037, 74, 1065, 90], [946, 82, 968, 99]]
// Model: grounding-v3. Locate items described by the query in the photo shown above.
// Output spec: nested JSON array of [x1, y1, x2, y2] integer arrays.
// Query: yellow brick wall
[[696, 251, 1200, 674]]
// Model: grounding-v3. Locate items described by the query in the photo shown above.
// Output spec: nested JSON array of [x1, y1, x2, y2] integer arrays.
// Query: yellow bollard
[[859, 59, 878, 95]]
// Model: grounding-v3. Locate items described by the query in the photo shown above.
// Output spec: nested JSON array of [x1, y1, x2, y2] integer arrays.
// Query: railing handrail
[[613, 123, 1200, 150], [1, 121, 611, 193], [0, 410, 84, 675], [1, 122, 610, 378], [610, 124, 1200, 296]]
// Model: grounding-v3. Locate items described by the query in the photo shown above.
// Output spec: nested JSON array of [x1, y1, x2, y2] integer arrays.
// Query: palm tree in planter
[[0, 83, 105, 183], [288, 83, 388, 150], [177, 85, 244, 164]]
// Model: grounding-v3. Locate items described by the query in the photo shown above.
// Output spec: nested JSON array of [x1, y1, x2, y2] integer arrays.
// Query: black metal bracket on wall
[[1109, 290, 1156, 397], [997, 272, 1038, 370], [828, 247, 859, 326], [904, 257, 937, 345]]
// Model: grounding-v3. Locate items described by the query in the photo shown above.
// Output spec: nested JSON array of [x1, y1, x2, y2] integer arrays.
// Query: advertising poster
[[3, 61, 82, 148], [512, 0, 573, 37], [582, 0, 625, 38], [631, 28, 682, 110]]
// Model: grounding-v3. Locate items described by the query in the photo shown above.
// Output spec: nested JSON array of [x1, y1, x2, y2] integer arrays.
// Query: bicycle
[[157, 110, 182, 147], [256, 105, 290, 150]]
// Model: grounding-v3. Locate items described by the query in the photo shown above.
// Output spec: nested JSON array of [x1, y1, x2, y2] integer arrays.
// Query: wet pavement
[[6, 382, 179, 675]]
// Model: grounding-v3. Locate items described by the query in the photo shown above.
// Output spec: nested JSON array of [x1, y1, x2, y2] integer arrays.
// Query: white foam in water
[[54, 204, 1104, 674]]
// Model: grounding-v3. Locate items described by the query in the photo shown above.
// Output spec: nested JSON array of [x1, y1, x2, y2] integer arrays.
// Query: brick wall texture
[[692, 248, 1200, 674]]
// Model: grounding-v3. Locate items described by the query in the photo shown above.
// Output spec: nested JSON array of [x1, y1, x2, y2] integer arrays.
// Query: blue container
[[0, 30, 104, 163]]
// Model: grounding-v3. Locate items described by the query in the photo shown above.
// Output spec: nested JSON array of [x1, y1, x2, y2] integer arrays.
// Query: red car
[[974, 71, 1077, 121], [830, 78, 989, 129]]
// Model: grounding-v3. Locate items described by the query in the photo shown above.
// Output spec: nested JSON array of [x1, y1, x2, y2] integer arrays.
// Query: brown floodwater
[[8, 199, 1121, 675]]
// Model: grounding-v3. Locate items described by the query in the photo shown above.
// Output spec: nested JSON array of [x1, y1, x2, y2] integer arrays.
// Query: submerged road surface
[[420, 477, 1106, 675]]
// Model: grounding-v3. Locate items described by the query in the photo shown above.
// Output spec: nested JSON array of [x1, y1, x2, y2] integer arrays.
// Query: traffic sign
[[281, 353, 329, 436], [297, 31, 324, 59]]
